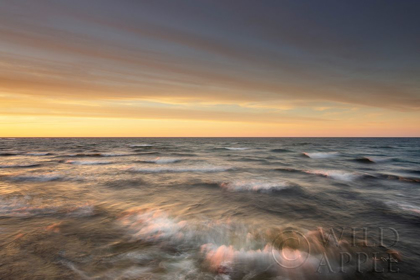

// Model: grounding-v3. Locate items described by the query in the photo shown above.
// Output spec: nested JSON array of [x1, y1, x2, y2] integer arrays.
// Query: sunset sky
[[1, 0, 419, 137]]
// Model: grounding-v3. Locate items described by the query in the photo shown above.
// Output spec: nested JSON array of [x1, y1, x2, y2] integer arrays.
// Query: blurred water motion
[[0, 137, 419, 279]]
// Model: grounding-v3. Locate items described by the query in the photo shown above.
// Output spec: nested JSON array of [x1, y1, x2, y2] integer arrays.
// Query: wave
[[371, 145, 396, 149], [64, 152, 134, 157], [305, 170, 361, 181], [5, 174, 63, 182], [292, 142, 310, 146], [407, 169, 420, 175], [128, 144, 153, 148], [0, 163, 41, 168], [386, 201, 420, 216], [275, 167, 302, 173], [0, 151, 20, 156], [303, 152, 339, 159], [117, 207, 187, 242], [128, 165, 232, 173], [229, 157, 268, 163], [377, 173, 420, 184], [26, 152, 53, 156], [224, 147, 249, 151], [170, 153, 197, 157], [353, 156, 394, 164], [113, 207, 390, 279], [219, 180, 297, 193], [270, 148, 291, 153], [65, 160, 112, 165], [353, 157, 376, 164], [137, 157, 181, 164], [134, 151, 160, 155], [0, 197, 93, 217]]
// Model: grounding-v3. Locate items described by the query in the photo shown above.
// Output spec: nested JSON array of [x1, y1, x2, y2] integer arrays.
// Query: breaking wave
[[353, 157, 376, 163], [117, 207, 187, 242], [303, 152, 339, 159], [3, 174, 64, 182], [128, 165, 232, 173], [137, 157, 181, 164], [115, 207, 386, 279], [26, 152, 53, 156], [305, 170, 361, 181], [65, 160, 113, 165], [219, 180, 297, 193], [64, 152, 134, 157], [128, 144, 153, 147], [0, 197, 93, 218], [377, 173, 420, 184], [387, 201, 420, 216]]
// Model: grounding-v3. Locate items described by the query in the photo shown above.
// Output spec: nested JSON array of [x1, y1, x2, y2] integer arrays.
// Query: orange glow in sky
[[1, 1, 419, 137]]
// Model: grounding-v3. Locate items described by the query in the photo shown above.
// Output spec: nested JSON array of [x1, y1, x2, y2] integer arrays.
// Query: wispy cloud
[[0, 0, 419, 136]]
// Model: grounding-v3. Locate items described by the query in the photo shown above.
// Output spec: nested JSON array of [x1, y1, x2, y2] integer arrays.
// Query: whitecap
[[8, 174, 63, 182], [305, 170, 360, 181], [365, 156, 392, 163], [303, 152, 339, 159], [386, 201, 420, 216], [118, 207, 187, 242], [26, 152, 52, 156], [101, 153, 134, 157], [224, 147, 249, 151], [63, 152, 133, 157], [220, 180, 294, 193], [128, 166, 231, 173], [66, 160, 112, 165], [139, 157, 181, 164], [0, 197, 93, 217]]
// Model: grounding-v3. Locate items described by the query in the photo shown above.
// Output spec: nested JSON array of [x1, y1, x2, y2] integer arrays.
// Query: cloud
[[0, 0, 419, 135]]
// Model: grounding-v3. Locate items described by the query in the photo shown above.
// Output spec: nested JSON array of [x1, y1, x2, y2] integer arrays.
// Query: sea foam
[[65, 160, 112, 165], [220, 180, 295, 193], [224, 147, 249, 151], [305, 170, 360, 181], [128, 165, 231, 173], [303, 152, 339, 159]]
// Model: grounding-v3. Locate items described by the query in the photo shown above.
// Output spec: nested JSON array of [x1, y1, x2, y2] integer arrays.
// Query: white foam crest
[[8, 174, 63, 182], [0, 197, 93, 217], [200, 243, 273, 272], [224, 147, 248, 150], [26, 152, 51, 156], [305, 170, 360, 181], [303, 152, 338, 159], [101, 153, 133, 157], [366, 156, 391, 163], [141, 157, 181, 164], [387, 201, 420, 216], [200, 243, 318, 277], [220, 180, 293, 193], [129, 165, 231, 173], [66, 160, 112, 165], [128, 144, 153, 147], [118, 207, 187, 242]]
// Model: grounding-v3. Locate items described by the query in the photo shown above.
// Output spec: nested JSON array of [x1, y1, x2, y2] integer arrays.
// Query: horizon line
[[2, 136, 420, 139]]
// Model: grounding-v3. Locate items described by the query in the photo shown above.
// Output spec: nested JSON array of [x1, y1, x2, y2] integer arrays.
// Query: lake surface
[[1, 138, 419, 279]]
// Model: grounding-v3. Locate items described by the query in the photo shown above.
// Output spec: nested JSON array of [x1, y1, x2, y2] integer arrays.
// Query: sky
[[1, 0, 419, 137]]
